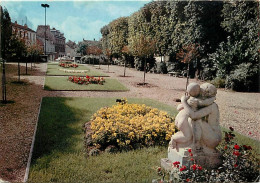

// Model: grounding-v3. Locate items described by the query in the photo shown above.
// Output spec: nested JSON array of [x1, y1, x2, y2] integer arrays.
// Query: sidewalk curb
[[23, 97, 43, 182]]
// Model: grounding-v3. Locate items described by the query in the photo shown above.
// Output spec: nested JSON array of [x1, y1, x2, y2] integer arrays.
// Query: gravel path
[[0, 62, 259, 182]]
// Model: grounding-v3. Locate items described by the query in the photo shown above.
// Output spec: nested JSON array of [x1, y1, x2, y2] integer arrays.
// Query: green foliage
[[99, 1, 259, 91], [226, 63, 259, 92], [158, 62, 168, 74], [210, 77, 225, 88], [209, 1, 259, 91]]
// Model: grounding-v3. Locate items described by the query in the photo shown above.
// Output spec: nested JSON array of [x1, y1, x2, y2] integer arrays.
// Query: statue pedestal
[[161, 147, 222, 171]]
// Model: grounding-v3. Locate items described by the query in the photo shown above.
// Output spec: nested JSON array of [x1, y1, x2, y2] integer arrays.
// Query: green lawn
[[28, 97, 260, 182], [44, 76, 129, 91], [28, 97, 178, 183], [46, 63, 107, 76]]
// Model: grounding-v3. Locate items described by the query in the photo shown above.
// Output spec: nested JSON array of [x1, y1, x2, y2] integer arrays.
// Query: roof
[[12, 21, 36, 33]]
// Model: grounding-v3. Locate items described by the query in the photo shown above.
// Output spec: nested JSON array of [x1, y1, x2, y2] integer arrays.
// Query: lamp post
[[41, 3, 49, 57]]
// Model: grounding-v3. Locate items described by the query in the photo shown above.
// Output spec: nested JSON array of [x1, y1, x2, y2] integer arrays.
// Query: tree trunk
[[2, 59, 7, 103], [99, 55, 101, 69], [143, 58, 146, 84], [123, 60, 126, 77], [18, 60, 20, 82], [31, 56, 33, 70], [185, 62, 190, 92], [26, 60, 28, 75]]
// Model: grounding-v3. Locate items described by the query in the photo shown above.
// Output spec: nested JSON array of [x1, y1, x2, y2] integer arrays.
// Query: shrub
[[225, 63, 259, 92], [158, 62, 168, 74], [87, 99, 176, 151], [210, 77, 225, 88]]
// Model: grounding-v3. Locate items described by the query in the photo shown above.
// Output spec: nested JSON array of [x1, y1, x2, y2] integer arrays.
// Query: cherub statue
[[169, 83, 216, 152]]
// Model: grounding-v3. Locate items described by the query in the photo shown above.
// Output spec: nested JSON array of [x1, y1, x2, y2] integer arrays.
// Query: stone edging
[[23, 97, 43, 182]]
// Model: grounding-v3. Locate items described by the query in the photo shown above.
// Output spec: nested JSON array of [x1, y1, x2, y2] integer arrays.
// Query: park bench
[[168, 71, 181, 77]]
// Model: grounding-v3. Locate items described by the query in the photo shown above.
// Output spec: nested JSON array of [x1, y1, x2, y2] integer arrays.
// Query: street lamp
[[41, 3, 49, 57]]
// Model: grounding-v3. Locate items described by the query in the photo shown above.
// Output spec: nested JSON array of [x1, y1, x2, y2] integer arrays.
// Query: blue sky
[[1, 1, 150, 43]]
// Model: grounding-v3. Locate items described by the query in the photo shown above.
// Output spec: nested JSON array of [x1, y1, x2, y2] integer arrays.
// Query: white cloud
[[58, 16, 106, 42]]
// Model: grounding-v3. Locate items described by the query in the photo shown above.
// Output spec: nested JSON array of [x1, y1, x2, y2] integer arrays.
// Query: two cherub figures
[[169, 82, 222, 156]]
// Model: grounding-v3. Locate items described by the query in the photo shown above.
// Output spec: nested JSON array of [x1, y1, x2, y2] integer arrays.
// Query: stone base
[[161, 147, 222, 170]]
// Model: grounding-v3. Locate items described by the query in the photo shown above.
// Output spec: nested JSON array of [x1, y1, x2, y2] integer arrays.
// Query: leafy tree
[[177, 44, 200, 89], [77, 43, 87, 56], [108, 17, 128, 56], [209, 1, 259, 91], [129, 33, 156, 84]]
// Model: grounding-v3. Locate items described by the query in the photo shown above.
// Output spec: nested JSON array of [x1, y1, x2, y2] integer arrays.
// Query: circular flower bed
[[85, 99, 176, 152], [68, 75, 105, 85]]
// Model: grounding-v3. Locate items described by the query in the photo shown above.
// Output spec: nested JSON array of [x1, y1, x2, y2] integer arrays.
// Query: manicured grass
[[29, 97, 260, 182], [44, 76, 129, 91], [46, 63, 108, 76], [28, 97, 178, 183]]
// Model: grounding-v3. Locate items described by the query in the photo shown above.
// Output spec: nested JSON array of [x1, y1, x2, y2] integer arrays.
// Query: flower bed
[[68, 75, 105, 85], [85, 99, 176, 153], [59, 62, 78, 68]]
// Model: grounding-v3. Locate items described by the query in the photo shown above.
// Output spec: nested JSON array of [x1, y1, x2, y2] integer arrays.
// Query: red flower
[[173, 161, 180, 168], [190, 158, 194, 161], [188, 149, 192, 153], [179, 165, 187, 171], [224, 145, 227, 150], [190, 153, 193, 157], [186, 178, 190, 182], [234, 164, 238, 168], [234, 144, 240, 150], [191, 164, 197, 171], [243, 145, 252, 150], [233, 150, 240, 156], [198, 166, 203, 171], [249, 131, 252, 135], [157, 167, 161, 172]]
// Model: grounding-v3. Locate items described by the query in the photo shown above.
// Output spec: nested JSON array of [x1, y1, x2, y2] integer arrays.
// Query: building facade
[[65, 40, 80, 58], [50, 28, 66, 59], [12, 21, 37, 46], [36, 25, 56, 60]]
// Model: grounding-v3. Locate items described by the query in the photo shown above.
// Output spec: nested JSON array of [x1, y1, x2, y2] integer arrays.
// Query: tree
[[209, 1, 259, 91], [1, 7, 12, 103], [129, 33, 156, 84], [176, 44, 199, 90], [121, 45, 130, 77]]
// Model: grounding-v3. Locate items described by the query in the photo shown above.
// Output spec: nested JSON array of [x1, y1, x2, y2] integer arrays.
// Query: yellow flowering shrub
[[89, 100, 176, 150]]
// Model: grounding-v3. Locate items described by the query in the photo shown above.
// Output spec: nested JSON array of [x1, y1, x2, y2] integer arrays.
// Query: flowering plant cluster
[[59, 62, 78, 68], [87, 99, 176, 151], [68, 75, 105, 85], [156, 127, 259, 182]]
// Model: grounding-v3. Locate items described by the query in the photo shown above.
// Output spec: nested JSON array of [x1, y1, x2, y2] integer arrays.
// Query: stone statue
[[163, 82, 222, 169]]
